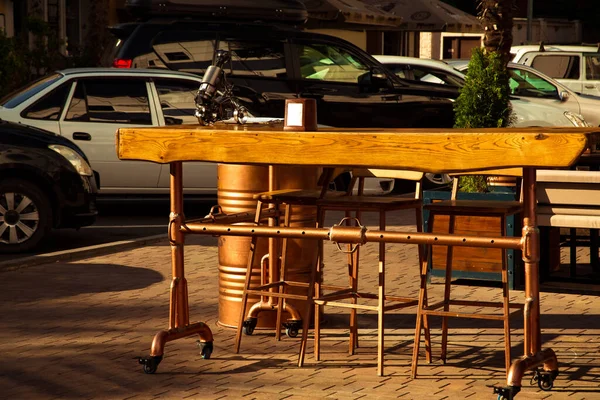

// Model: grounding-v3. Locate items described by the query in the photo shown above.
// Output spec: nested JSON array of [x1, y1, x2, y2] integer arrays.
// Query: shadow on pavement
[[0, 263, 164, 302]]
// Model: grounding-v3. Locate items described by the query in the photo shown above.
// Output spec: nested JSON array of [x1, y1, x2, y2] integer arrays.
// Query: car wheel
[[0, 179, 52, 253], [329, 172, 352, 192], [423, 173, 452, 189]]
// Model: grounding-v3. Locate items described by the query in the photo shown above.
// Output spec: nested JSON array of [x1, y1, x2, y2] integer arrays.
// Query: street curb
[[0, 234, 168, 273]]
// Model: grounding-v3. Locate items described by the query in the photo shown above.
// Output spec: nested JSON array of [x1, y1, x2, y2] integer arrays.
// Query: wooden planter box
[[423, 189, 522, 289]]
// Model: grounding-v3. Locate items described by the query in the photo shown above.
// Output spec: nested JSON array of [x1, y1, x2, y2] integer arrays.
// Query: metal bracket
[[330, 217, 366, 254]]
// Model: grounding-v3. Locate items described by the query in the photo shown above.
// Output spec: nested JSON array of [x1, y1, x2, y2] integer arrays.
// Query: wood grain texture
[[116, 124, 597, 172]]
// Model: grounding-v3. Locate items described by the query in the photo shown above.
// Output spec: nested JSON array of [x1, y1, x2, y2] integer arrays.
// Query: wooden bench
[[537, 170, 600, 280]]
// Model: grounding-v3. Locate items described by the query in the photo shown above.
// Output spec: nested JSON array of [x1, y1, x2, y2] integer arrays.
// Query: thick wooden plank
[[116, 124, 596, 172]]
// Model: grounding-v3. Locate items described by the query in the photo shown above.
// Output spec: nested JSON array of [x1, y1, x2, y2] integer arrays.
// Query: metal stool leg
[[234, 200, 264, 353]]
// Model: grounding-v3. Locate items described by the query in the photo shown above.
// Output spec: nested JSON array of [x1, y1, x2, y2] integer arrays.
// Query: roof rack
[[124, 0, 308, 24]]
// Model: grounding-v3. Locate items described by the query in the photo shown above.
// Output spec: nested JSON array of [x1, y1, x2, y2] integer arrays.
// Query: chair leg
[[377, 211, 386, 376], [275, 203, 292, 341], [570, 228, 577, 278], [298, 224, 319, 367], [349, 210, 360, 355], [234, 200, 264, 353], [501, 217, 512, 376], [411, 231, 431, 379], [314, 206, 325, 362], [441, 214, 456, 364], [415, 207, 432, 363]]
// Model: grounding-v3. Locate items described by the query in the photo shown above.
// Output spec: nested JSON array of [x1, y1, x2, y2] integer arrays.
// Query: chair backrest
[[350, 168, 424, 199], [448, 168, 523, 201]]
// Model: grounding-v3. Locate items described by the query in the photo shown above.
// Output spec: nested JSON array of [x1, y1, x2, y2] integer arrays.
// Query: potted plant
[[424, 0, 521, 287]]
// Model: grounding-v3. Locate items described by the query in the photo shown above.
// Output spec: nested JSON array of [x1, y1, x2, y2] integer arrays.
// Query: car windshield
[[0, 73, 63, 108]]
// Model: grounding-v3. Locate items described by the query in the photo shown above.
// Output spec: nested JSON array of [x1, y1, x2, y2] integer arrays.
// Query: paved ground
[[1, 210, 599, 400]]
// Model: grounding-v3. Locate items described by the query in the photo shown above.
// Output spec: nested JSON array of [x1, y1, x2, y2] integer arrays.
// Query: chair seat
[[317, 195, 421, 210], [254, 189, 344, 205], [424, 200, 522, 216]]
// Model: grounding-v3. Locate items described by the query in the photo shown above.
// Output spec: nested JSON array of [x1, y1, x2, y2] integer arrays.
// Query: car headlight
[[48, 145, 94, 176], [564, 111, 589, 127]]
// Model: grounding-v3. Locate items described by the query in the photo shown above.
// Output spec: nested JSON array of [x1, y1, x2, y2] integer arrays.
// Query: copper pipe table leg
[[493, 167, 559, 399], [138, 162, 214, 374]]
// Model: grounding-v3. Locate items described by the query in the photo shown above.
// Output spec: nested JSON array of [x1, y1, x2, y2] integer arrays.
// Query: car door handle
[[382, 95, 401, 101], [72, 132, 92, 141], [585, 84, 596, 89]]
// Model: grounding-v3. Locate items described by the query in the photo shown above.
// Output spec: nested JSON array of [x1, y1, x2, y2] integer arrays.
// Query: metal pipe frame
[[149, 162, 555, 394], [182, 221, 523, 250], [147, 162, 214, 360]]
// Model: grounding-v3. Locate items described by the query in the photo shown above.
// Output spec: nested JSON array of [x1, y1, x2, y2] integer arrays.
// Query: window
[[298, 43, 369, 83], [152, 31, 217, 73], [412, 67, 463, 87], [1, 73, 63, 109], [22, 83, 71, 120], [65, 78, 151, 125], [154, 78, 199, 125], [532, 55, 580, 80], [218, 39, 287, 78], [508, 68, 558, 98], [585, 54, 600, 80]]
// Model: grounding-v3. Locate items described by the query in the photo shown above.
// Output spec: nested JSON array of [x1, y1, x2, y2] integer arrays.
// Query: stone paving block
[[1, 211, 599, 399]]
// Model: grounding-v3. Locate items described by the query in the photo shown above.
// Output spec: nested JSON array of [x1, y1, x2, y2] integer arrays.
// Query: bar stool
[[411, 169, 524, 378], [234, 168, 348, 354], [306, 169, 430, 377]]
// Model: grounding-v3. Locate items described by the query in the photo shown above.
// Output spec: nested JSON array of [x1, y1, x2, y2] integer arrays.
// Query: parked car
[[448, 59, 600, 127], [374, 55, 590, 190], [0, 69, 391, 196], [375, 55, 590, 128], [103, 18, 460, 127], [0, 120, 98, 253], [510, 44, 600, 96]]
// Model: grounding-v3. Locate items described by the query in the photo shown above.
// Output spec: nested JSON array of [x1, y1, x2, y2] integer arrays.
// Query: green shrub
[[453, 47, 515, 192]]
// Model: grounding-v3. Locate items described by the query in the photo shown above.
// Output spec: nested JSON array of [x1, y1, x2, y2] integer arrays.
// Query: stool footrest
[[421, 309, 506, 321]]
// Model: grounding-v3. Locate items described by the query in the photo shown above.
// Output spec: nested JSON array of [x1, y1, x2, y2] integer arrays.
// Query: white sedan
[[0, 68, 391, 196]]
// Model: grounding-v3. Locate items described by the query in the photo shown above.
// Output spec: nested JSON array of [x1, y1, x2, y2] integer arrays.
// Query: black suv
[[0, 120, 98, 253], [103, 10, 459, 129]]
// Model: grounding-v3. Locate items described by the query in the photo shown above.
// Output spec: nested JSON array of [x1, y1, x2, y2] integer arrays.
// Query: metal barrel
[[217, 164, 319, 328]]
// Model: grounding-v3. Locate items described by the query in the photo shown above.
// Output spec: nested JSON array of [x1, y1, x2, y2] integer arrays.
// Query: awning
[[361, 0, 482, 32], [301, 0, 403, 28]]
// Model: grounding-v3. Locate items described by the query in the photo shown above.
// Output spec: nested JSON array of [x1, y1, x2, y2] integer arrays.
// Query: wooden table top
[[116, 123, 600, 173]]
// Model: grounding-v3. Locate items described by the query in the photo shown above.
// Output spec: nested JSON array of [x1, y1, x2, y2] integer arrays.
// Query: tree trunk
[[478, 0, 514, 65]]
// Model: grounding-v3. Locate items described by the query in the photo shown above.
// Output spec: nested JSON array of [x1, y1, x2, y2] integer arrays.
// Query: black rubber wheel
[[139, 356, 162, 374], [538, 377, 554, 391], [242, 319, 256, 336], [285, 327, 299, 338], [142, 362, 158, 374], [200, 341, 213, 359], [0, 179, 52, 253]]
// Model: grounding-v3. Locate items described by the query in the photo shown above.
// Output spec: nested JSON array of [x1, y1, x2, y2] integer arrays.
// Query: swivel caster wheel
[[530, 369, 558, 392], [282, 320, 302, 338], [197, 340, 214, 359], [242, 318, 257, 335], [138, 355, 163, 374], [492, 385, 520, 400]]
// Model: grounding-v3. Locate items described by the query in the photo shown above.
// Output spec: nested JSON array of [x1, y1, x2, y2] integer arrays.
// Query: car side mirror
[[358, 67, 390, 91], [558, 91, 569, 102]]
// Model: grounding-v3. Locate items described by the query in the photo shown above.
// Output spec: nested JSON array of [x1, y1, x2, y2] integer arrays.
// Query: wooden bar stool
[[412, 169, 524, 378], [234, 167, 347, 355], [305, 169, 431, 377]]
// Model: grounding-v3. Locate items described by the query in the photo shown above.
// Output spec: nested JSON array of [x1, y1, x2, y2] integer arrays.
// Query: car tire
[[329, 172, 352, 192], [0, 179, 53, 253], [423, 173, 453, 190]]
